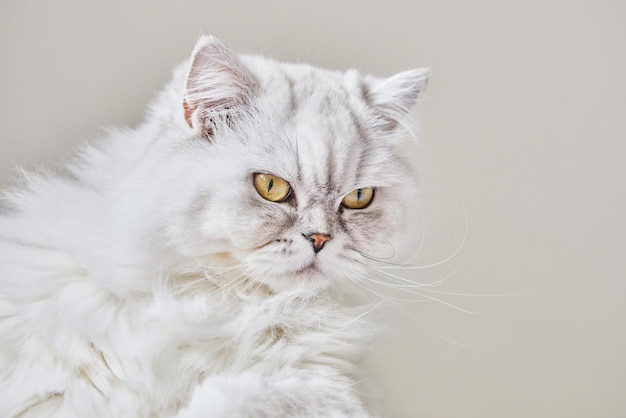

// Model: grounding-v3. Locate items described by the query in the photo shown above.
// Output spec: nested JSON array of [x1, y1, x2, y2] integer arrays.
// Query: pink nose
[[306, 233, 332, 253]]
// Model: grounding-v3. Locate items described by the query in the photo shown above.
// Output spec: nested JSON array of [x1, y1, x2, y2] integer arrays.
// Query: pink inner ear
[[183, 35, 256, 133], [183, 100, 194, 128]]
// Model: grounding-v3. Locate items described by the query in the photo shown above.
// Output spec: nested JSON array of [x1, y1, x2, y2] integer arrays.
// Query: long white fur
[[0, 35, 428, 417]]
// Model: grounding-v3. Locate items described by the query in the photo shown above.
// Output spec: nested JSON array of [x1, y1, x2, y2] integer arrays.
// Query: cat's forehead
[[247, 69, 345, 161], [248, 58, 361, 115], [239, 58, 403, 195]]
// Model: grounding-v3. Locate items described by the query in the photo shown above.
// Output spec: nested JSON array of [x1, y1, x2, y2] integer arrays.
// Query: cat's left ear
[[183, 35, 256, 137], [367, 68, 430, 132]]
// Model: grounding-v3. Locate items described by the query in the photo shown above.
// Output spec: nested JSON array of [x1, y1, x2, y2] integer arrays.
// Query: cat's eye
[[253, 173, 292, 203], [341, 187, 374, 209]]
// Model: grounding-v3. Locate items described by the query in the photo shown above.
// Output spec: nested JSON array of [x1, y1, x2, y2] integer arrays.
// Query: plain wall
[[1, 1, 625, 417]]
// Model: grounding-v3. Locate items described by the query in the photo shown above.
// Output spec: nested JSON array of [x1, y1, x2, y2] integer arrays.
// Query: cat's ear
[[367, 68, 429, 132], [183, 35, 256, 137]]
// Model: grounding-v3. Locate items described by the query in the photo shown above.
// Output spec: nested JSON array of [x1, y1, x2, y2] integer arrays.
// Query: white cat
[[0, 35, 428, 417]]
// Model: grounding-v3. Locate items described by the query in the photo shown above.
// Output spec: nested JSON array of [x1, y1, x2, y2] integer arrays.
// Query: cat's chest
[[108, 295, 306, 409], [126, 293, 293, 372]]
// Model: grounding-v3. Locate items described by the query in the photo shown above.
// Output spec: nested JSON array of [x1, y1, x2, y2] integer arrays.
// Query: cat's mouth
[[295, 263, 315, 274], [291, 261, 320, 277]]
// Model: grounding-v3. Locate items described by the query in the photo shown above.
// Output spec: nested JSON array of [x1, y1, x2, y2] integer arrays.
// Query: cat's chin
[[253, 264, 332, 293]]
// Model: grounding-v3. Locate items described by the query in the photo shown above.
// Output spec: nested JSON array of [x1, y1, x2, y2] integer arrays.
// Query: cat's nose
[[305, 233, 332, 253]]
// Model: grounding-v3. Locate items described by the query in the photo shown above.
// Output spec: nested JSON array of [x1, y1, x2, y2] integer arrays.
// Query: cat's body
[[0, 36, 428, 417]]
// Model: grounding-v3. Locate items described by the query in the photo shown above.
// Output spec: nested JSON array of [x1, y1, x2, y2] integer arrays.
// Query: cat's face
[[148, 36, 427, 292]]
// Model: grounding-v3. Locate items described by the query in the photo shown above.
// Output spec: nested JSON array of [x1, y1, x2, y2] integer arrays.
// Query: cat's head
[[146, 36, 428, 292]]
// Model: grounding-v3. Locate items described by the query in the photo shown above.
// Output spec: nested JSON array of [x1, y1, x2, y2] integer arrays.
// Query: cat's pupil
[[268, 178, 274, 193], [356, 189, 362, 201]]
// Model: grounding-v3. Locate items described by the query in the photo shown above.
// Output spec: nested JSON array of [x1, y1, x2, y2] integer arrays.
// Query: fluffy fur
[[0, 36, 428, 417]]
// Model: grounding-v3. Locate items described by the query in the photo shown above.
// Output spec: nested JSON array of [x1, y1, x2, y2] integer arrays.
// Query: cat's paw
[[172, 372, 378, 418], [172, 373, 275, 418]]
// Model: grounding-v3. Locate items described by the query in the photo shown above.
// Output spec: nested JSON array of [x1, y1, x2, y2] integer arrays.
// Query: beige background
[[1, 1, 625, 417]]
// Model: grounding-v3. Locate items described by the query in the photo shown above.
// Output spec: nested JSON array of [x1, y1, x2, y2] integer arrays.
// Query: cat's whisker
[[187, 263, 245, 283], [358, 225, 467, 271], [366, 262, 521, 297], [353, 271, 478, 315], [347, 274, 479, 350], [341, 257, 452, 310], [338, 274, 385, 306], [338, 299, 387, 331], [353, 259, 434, 288], [350, 275, 431, 306], [380, 208, 427, 267], [213, 266, 254, 295], [159, 262, 252, 299], [353, 240, 397, 261], [356, 273, 432, 289], [355, 203, 469, 270], [411, 316, 480, 350], [362, 253, 519, 300], [398, 206, 427, 267], [361, 252, 466, 289], [238, 276, 261, 294], [345, 275, 404, 308]]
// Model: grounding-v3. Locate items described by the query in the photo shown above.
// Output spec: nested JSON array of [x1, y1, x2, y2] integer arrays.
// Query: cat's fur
[[0, 36, 428, 417]]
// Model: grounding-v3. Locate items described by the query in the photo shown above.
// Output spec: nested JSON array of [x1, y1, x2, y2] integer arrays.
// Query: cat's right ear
[[366, 68, 430, 133], [183, 35, 256, 137]]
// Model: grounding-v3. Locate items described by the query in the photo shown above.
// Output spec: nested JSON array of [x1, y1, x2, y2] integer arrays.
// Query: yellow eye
[[341, 187, 374, 209], [253, 173, 292, 202]]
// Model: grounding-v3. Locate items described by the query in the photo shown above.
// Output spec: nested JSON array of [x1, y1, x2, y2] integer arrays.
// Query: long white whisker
[[359, 202, 469, 270], [362, 252, 466, 289], [383, 205, 426, 267], [217, 267, 253, 294], [346, 274, 404, 307], [344, 299, 386, 326], [353, 271, 478, 315], [413, 317, 480, 350]]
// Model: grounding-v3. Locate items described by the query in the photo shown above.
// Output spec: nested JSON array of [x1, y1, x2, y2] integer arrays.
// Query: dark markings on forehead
[[349, 109, 376, 188], [280, 70, 377, 198], [323, 95, 341, 194], [327, 106, 374, 193], [293, 133, 303, 184], [282, 70, 299, 117], [355, 143, 376, 187], [293, 93, 374, 198]]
